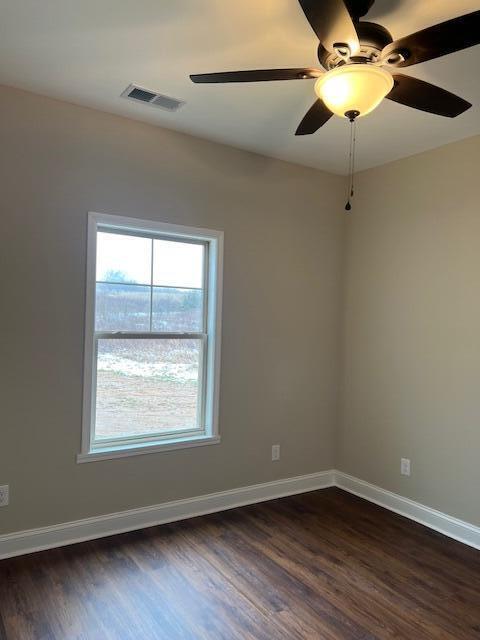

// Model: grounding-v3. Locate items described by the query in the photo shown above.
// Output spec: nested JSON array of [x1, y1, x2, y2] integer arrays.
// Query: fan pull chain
[[345, 113, 358, 212]]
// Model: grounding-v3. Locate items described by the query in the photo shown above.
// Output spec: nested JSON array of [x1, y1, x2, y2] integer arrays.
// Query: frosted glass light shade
[[315, 64, 394, 118]]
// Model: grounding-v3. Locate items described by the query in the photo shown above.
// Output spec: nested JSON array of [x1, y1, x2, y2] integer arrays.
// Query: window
[[79, 212, 223, 462]]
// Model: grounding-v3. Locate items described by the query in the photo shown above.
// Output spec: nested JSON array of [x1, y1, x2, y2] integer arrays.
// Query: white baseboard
[[335, 471, 480, 551], [0, 470, 335, 560], [2, 469, 479, 560]]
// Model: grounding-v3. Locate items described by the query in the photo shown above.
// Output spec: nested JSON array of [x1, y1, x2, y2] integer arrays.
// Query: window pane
[[94, 339, 202, 441], [95, 283, 150, 332], [152, 287, 203, 332], [96, 232, 152, 284], [153, 239, 204, 288]]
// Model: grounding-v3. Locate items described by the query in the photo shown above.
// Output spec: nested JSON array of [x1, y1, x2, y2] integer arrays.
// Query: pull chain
[[345, 111, 358, 212]]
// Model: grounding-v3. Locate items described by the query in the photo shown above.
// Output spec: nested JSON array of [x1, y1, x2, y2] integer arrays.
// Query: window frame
[[78, 212, 223, 463]]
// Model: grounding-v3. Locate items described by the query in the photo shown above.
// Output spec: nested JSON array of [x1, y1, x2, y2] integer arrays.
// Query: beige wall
[[3, 82, 478, 537], [338, 135, 480, 526], [0, 85, 344, 534]]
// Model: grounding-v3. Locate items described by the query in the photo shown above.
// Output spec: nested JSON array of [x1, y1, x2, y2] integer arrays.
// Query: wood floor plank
[[178, 516, 374, 639], [226, 510, 436, 638], [1, 488, 479, 639], [140, 524, 296, 640], [265, 493, 479, 638]]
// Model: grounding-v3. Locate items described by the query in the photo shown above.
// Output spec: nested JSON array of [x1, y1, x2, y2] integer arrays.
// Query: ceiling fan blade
[[295, 100, 333, 135], [344, 0, 375, 20], [298, 0, 360, 54], [382, 10, 480, 67], [387, 74, 472, 117], [190, 68, 322, 83]]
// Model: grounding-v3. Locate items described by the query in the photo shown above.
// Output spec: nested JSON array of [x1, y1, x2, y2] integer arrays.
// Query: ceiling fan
[[190, 1, 480, 135]]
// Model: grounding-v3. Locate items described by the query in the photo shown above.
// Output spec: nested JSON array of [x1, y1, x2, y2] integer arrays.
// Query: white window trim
[[77, 212, 223, 463]]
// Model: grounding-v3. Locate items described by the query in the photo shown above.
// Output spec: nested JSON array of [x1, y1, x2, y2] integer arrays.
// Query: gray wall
[[0, 85, 344, 534], [338, 135, 480, 526]]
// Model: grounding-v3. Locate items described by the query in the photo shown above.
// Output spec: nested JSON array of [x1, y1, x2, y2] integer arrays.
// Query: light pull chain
[[345, 112, 358, 212]]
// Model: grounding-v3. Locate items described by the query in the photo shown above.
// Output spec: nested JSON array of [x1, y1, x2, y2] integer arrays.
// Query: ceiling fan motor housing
[[318, 22, 393, 69]]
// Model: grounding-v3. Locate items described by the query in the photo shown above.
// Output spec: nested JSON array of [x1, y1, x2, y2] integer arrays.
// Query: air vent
[[128, 87, 156, 102], [121, 84, 185, 112]]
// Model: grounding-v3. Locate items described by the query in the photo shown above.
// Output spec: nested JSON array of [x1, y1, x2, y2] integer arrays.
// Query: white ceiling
[[0, 0, 479, 174]]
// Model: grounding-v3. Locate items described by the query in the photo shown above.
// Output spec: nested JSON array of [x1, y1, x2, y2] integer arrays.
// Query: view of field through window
[[94, 231, 205, 441]]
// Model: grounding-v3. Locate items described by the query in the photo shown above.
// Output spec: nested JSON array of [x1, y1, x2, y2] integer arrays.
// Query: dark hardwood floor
[[1, 488, 480, 639]]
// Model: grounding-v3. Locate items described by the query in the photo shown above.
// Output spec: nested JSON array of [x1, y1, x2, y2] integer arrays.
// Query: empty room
[[1, 1, 480, 638]]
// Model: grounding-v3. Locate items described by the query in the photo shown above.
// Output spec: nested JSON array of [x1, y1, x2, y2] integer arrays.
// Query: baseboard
[[2, 469, 479, 560], [335, 471, 480, 551], [0, 470, 335, 560]]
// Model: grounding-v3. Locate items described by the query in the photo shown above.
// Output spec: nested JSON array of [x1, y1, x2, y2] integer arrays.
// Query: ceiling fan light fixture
[[315, 64, 394, 118]]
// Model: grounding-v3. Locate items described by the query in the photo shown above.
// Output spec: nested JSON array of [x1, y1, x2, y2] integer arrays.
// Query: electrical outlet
[[401, 458, 411, 477], [0, 485, 9, 507], [271, 444, 280, 461]]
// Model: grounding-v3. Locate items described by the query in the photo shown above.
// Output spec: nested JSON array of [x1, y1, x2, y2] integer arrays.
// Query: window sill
[[77, 434, 221, 464]]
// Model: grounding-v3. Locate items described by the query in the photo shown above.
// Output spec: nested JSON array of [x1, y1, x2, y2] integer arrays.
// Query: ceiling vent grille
[[121, 84, 185, 112]]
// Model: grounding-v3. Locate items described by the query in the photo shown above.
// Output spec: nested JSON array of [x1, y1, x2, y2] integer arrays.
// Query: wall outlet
[[0, 485, 9, 507], [400, 458, 411, 477], [271, 444, 280, 461]]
